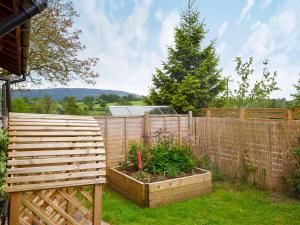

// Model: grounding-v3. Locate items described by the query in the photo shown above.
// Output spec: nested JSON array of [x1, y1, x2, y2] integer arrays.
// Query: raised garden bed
[[109, 167, 212, 208]]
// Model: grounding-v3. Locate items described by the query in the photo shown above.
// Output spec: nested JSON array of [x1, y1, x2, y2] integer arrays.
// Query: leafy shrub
[[145, 145, 195, 177], [122, 129, 196, 178], [125, 141, 149, 170], [0, 130, 8, 200], [290, 145, 300, 198]]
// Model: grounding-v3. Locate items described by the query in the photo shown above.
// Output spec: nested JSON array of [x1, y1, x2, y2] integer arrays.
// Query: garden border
[[109, 167, 212, 207]]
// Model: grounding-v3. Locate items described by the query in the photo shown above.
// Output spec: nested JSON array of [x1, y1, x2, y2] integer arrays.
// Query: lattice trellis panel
[[19, 186, 95, 225]]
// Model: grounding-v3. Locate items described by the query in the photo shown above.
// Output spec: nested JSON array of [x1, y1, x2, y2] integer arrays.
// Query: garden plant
[[119, 129, 197, 182]]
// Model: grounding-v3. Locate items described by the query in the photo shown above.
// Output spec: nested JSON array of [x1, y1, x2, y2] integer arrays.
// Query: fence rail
[[94, 113, 192, 167], [200, 108, 299, 120]]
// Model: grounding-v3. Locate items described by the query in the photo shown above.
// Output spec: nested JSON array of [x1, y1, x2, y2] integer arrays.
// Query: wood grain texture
[[94, 114, 190, 167], [109, 167, 212, 208], [16, 186, 100, 225], [7, 112, 106, 193], [193, 116, 299, 192]]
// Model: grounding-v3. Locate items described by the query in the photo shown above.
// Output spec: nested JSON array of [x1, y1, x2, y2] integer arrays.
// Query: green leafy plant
[[122, 130, 196, 179], [126, 141, 149, 171], [0, 130, 8, 200], [289, 145, 300, 198]]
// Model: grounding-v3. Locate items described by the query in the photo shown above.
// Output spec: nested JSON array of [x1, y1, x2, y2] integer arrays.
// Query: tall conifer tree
[[146, 0, 225, 113]]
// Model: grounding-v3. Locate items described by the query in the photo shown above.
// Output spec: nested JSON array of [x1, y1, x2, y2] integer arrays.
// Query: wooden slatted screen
[[7, 113, 106, 193]]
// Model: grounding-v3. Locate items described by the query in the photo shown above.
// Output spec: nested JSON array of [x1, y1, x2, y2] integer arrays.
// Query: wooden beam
[[93, 184, 102, 225], [15, 26, 21, 74], [9, 193, 21, 225]]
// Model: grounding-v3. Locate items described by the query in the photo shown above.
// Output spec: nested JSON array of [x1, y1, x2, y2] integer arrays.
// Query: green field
[[102, 182, 300, 225], [107, 100, 145, 106], [77, 100, 146, 115]]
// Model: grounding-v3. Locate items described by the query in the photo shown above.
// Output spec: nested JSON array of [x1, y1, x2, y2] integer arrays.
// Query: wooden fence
[[94, 113, 192, 167], [192, 116, 299, 192], [93, 109, 299, 192], [200, 108, 300, 120]]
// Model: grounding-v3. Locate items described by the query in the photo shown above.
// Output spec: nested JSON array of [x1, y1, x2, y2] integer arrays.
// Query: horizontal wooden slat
[[244, 108, 287, 113], [8, 142, 104, 150], [8, 149, 105, 157], [9, 118, 99, 124], [7, 112, 106, 192], [7, 170, 105, 183], [7, 178, 106, 192], [9, 131, 102, 137], [9, 113, 95, 120], [7, 155, 105, 166], [8, 163, 106, 175], [9, 136, 103, 143], [9, 126, 100, 131], [9, 122, 99, 127]]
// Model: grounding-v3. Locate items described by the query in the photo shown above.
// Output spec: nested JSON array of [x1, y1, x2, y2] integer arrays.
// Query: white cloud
[[240, 0, 255, 22], [240, 1, 300, 99], [158, 12, 180, 57], [217, 41, 227, 55], [218, 22, 228, 38], [70, 0, 160, 95], [155, 10, 163, 21], [242, 9, 298, 61]]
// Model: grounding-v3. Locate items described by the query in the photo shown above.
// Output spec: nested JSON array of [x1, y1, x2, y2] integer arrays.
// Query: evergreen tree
[[146, 0, 225, 113], [291, 74, 300, 107]]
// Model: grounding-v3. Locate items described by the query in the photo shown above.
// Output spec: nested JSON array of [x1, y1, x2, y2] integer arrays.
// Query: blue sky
[[69, 0, 300, 99]]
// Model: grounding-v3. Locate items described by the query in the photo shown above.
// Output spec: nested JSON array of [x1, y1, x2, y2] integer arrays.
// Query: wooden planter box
[[109, 167, 212, 208]]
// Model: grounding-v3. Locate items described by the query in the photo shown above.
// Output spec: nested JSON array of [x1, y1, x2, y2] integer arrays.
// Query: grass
[[76, 100, 146, 115], [107, 100, 146, 106], [102, 182, 300, 225]]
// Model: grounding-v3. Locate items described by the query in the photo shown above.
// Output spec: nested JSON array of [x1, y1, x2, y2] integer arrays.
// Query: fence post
[[239, 108, 245, 179], [206, 109, 211, 118], [124, 117, 127, 160], [239, 108, 245, 120], [93, 184, 102, 225], [144, 112, 150, 145], [288, 109, 293, 121], [9, 193, 21, 225], [188, 111, 193, 134]]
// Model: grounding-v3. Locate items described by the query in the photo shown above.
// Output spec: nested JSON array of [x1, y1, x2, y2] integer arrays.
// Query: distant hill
[[12, 88, 140, 100]]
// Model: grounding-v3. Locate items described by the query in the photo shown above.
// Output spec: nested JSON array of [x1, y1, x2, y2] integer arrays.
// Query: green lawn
[[102, 182, 300, 225]]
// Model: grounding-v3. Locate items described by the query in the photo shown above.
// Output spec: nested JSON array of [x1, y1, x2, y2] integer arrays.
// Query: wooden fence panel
[[200, 108, 297, 121], [94, 115, 190, 167], [193, 117, 299, 192]]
